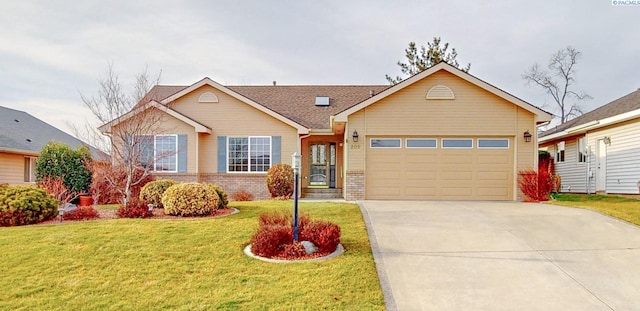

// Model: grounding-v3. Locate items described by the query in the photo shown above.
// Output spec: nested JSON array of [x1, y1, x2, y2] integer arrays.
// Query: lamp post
[[292, 152, 301, 242], [58, 208, 64, 223]]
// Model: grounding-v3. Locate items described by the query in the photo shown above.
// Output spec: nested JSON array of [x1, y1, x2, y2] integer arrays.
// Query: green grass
[[96, 204, 120, 210], [0, 201, 384, 310], [549, 194, 640, 225]]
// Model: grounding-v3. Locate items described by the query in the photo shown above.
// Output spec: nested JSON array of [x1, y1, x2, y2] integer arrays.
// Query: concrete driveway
[[360, 201, 640, 311]]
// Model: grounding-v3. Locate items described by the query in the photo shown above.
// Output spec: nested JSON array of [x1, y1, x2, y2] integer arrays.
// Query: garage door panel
[[366, 136, 513, 200], [478, 171, 510, 181], [441, 170, 473, 180]]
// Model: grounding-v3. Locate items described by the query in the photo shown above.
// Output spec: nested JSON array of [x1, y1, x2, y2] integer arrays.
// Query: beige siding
[[166, 85, 298, 174], [0, 152, 32, 185], [346, 69, 538, 200]]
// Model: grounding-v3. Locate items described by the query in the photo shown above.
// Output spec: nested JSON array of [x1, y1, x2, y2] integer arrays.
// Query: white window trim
[[153, 134, 178, 173], [556, 141, 566, 163], [227, 136, 272, 174], [577, 137, 587, 163], [24, 156, 37, 183], [370, 138, 402, 148], [406, 138, 438, 149], [441, 138, 474, 149], [477, 138, 510, 149]]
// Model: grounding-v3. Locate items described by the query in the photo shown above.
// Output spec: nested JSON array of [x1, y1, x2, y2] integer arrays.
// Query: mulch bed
[[38, 207, 237, 225]]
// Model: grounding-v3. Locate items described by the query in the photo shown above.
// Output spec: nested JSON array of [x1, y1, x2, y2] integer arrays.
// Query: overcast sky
[[1, 1, 639, 140]]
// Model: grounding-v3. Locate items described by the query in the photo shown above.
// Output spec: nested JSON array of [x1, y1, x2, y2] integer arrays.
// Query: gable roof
[[98, 100, 212, 134], [160, 78, 311, 134], [0, 106, 108, 160], [539, 89, 640, 142], [334, 62, 553, 123]]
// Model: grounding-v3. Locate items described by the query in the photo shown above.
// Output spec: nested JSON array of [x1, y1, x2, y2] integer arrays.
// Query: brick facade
[[155, 173, 270, 200], [345, 170, 365, 200]]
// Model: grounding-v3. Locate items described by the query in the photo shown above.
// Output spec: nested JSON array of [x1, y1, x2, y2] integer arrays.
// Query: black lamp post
[[292, 152, 301, 242]]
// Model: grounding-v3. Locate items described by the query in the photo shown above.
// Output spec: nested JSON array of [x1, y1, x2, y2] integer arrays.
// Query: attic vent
[[14, 119, 20, 123], [426, 85, 455, 100], [315, 96, 330, 106], [198, 92, 219, 103], [26, 138, 32, 143]]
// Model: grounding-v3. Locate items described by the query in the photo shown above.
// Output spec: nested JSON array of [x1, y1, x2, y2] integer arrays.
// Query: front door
[[596, 139, 607, 192], [309, 143, 336, 188]]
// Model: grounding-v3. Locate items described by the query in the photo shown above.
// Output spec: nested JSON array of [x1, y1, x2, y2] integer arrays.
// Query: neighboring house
[[0, 106, 108, 185], [100, 62, 552, 201], [539, 89, 640, 194]]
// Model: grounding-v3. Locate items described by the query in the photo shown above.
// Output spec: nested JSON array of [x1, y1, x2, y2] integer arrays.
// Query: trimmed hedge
[[162, 183, 220, 216], [139, 179, 180, 208], [206, 184, 228, 209], [266, 164, 294, 199], [0, 185, 58, 226]]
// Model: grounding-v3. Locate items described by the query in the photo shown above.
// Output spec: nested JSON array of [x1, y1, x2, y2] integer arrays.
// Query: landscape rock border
[[244, 243, 345, 263]]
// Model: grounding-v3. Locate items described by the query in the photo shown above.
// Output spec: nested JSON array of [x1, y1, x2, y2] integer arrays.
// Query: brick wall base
[[345, 170, 364, 200], [154, 173, 270, 200]]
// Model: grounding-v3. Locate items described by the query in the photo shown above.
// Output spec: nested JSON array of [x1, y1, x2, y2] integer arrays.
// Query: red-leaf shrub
[[90, 162, 154, 204], [250, 211, 340, 259], [251, 225, 293, 258], [117, 198, 153, 218], [518, 169, 554, 202], [231, 190, 254, 201], [281, 242, 307, 258], [38, 177, 81, 204], [299, 221, 341, 253], [266, 164, 294, 199], [63, 206, 99, 221]]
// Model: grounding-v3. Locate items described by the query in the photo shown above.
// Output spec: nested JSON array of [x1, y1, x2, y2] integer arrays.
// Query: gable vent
[[426, 85, 455, 100], [315, 96, 330, 106], [198, 92, 219, 103]]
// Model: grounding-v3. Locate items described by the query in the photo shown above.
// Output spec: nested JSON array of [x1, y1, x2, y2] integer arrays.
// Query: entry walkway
[[360, 201, 640, 310]]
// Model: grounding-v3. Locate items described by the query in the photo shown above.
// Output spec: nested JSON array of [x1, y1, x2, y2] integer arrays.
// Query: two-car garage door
[[366, 137, 514, 200]]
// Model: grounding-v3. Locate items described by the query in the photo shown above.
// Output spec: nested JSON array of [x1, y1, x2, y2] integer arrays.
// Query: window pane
[[228, 137, 248, 172], [406, 139, 437, 148], [370, 139, 401, 148], [442, 139, 473, 148], [155, 135, 177, 171], [478, 139, 509, 148], [250, 137, 271, 172]]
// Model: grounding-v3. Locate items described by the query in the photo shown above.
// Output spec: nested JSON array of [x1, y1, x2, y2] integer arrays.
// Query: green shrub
[[161, 183, 220, 216], [0, 185, 58, 226], [266, 164, 294, 199], [206, 184, 228, 209], [36, 142, 92, 193], [139, 179, 180, 208]]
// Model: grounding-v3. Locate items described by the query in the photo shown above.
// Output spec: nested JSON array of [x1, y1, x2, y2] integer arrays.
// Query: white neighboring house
[[539, 89, 640, 194]]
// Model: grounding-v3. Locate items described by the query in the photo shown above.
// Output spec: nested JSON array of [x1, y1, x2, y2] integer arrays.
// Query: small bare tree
[[523, 46, 592, 124], [80, 63, 163, 205]]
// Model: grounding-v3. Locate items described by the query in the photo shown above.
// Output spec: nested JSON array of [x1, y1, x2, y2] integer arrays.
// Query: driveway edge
[[358, 201, 398, 311]]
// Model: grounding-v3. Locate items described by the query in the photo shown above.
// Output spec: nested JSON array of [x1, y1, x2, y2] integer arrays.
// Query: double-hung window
[[556, 141, 565, 163], [228, 136, 271, 173], [137, 135, 179, 172], [23, 157, 37, 182], [577, 137, 587, 163]]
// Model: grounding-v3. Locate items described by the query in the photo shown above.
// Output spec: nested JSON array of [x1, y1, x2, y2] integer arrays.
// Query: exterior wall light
[[352, 130, 359, 143], [523, 130, 532, 143], [604, 136, 611, 145]]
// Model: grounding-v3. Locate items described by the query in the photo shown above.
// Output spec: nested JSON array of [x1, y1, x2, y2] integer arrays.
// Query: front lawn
[[549, 194, 640, 226], [0, 201, 384, 310]]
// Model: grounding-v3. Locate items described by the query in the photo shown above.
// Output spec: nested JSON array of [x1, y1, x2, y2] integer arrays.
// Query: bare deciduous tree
[[523, 46, 591, 124], [79, 63, 163, 205]]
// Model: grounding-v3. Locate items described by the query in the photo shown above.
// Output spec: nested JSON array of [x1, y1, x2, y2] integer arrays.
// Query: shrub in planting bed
[[231, 190, 254, 201], [266, 164, 294, 199], [0, 185, 58, 226], [117, 198, 153, 218], [250, 211, 341, 259], [162, 183, 220, 216], [139, 179, 180, 208], [64, 206, 99, 221], [206, 184, 228, 209]]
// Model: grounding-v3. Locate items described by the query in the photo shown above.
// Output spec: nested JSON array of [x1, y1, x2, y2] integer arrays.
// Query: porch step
[[302, 188, 343, 199]]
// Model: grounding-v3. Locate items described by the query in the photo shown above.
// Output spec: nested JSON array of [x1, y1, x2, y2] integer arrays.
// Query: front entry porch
[[300, 134, 344, 198]]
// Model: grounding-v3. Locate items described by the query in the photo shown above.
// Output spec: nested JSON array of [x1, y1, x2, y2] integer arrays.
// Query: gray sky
[[1, 1, 638, 138]]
